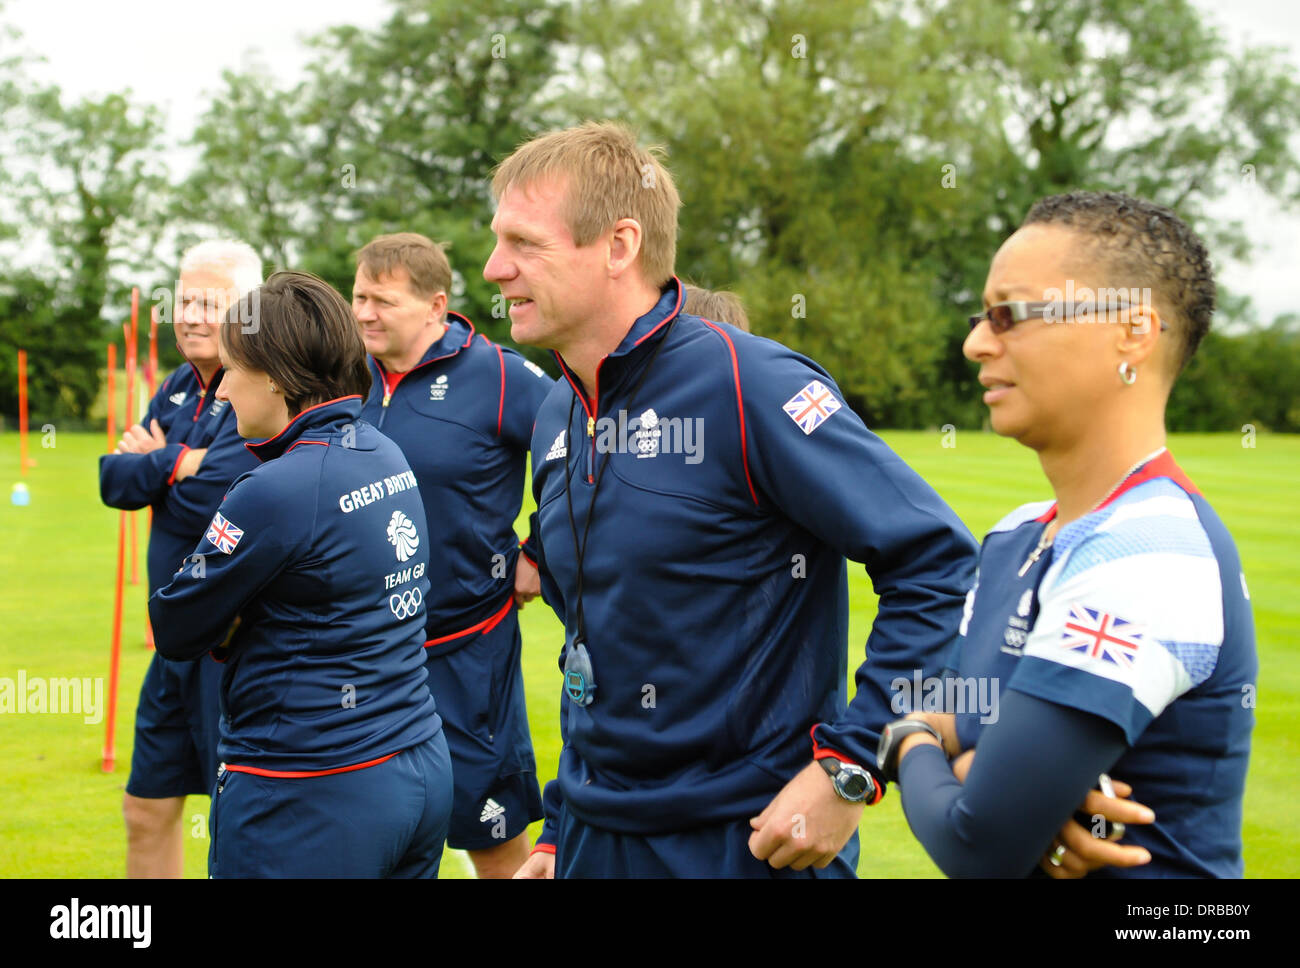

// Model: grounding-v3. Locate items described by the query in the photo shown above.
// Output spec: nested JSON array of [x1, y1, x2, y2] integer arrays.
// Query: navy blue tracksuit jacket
[[149, 397, 439, 771], [99, 363, 258, 594], [531, 280, 979, 842], [361, 313, 553, 643]]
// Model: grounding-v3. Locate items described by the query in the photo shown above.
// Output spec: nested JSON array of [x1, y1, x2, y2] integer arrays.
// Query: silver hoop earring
[[1118, 361, 1137, 386]]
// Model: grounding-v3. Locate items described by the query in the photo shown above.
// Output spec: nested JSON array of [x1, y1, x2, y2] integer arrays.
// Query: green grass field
[[1, 429, 1296, 877]]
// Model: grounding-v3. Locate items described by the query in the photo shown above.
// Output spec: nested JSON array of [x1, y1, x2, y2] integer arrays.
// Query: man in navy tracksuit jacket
[[486, 123, 979, 877], [354, 234, 553, 877], [98, 242, 262, 877], [150, 394, 452, 877]]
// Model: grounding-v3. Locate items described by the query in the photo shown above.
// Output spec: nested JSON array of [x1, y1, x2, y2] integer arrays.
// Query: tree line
[[1, 0, 1298, 431]]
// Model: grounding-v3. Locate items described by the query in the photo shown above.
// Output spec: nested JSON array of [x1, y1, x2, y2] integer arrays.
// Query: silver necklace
[[1017, 446, 1167, 578]]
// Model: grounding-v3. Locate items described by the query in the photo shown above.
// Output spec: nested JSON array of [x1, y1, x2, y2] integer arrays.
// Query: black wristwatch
[[819, 757, 877, 803], [877, 719, 944, 784]]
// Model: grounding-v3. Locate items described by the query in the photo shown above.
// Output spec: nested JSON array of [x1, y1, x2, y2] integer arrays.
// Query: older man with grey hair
[[99, 239, 264, 877]]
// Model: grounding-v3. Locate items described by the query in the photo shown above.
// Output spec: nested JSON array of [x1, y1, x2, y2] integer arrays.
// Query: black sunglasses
[[969, 300, 1167, 334]]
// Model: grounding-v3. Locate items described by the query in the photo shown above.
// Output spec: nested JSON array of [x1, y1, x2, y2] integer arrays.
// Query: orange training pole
[[126, 299, 139, 586], [147, 302, 158, 397], [103, 340, 125, 771], [143, 296, 157, 651], [17, 349, 28, 476], [103, 508, 126, 773], [106, 344, 117, 454]]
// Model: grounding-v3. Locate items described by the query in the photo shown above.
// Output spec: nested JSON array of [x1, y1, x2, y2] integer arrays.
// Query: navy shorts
[[208, 732, 453, 878], [425, 606, 543, 850], [555, 807, 860, 878], [125, 652, 223, 799]]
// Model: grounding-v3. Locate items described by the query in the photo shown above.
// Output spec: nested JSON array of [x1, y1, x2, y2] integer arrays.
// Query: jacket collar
[[245, 396, 363, 462], [371, 312, 476, 378], [607, 278, 683, 360], [553, 278, 684, 399], [185, 360, 224, 395]]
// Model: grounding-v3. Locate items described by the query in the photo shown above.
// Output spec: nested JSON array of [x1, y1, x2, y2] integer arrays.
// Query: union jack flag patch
[[1060, 603, 1144, 669], [205, 512, 244, 555], [782, 380, 841, 435]]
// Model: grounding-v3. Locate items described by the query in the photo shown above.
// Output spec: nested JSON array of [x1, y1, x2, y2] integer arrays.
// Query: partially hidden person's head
[[176, 240, 264, 372], [682, 284, 750, 332], [484, 120, 682, 352], [964, 190, 1214, 451], [352, 232, 452, 371], [217, 271, 372, 439]]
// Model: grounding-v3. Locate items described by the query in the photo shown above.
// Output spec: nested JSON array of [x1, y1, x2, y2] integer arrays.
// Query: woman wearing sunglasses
[[884, 192, 1257, 877], [149, 271, 453, 877]]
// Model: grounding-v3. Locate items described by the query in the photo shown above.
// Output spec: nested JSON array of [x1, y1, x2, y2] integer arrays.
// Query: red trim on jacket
[[552, 283, 684, 484], [244, 395, 363, 457], [222, 749, 400, 778], [424, 594, 514, 649], [184, 363, 223, 422], [530, 843, 557, 857], [187, 360, 209, 394], [286, 440, 329, 453], [553, 354, 593, 424], [631, 278, 684, 347], [1101, 450, 1200, 504], [381, 368, 404, 399], [491, 337, 506, 437], [702, 320, 759, 506], [1032, 450, 1197, 524], [810, 725, 859, 766], [167, 446, 191, 486], [518, 542, 537, 568]]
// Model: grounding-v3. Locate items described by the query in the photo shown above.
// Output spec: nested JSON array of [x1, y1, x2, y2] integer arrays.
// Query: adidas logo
[[480, 798, 506, 823], [545, 430, 567, 461], [169, 391, 188, 406]]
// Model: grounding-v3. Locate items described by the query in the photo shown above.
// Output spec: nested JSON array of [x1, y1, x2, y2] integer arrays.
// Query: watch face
[[840, 772, 869, 799]]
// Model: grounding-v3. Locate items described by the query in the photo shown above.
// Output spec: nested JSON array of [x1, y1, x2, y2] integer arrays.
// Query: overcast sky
[[4, 0, 1297, 324]]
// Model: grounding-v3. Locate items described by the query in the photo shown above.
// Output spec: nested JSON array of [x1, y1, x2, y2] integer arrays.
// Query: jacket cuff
[[811, 724, 885, 805], [165, 445, 191, 486], [518, 539, 537, 568]]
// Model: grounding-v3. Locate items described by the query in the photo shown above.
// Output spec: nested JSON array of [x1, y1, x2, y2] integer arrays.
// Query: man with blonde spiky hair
[[486, 121, 978, 878], [100, 239, 264, 878]]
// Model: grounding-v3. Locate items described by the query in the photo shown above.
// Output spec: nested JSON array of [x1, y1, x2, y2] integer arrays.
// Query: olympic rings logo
[[389, 587, 423, 620]]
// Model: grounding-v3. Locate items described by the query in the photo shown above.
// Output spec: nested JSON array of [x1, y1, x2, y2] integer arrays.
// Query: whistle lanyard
[[562, 315, 677, 700]]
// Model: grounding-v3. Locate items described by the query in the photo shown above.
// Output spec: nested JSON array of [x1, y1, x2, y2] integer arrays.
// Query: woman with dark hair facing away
[[884, 193, 1256, 878], [150, 270, 453, 877]]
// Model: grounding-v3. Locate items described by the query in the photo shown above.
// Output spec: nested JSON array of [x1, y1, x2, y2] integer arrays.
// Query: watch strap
[[879, 719, 944, 784]]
